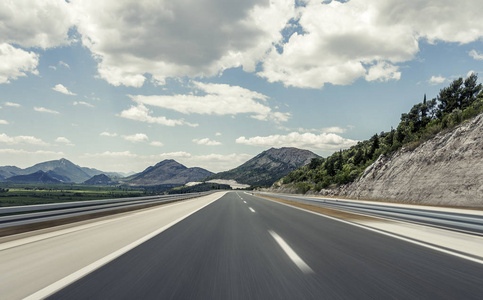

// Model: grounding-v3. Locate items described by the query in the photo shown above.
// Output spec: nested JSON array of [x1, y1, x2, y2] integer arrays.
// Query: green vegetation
[[166, 183, 231, 194], [0, 183, 147, 207], [282, 74, 483, 193]]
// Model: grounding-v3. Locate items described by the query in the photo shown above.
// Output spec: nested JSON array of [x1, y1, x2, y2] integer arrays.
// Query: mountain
[[207, 147, 319, 187], [0, 158, 114, 183], [5, 171, 62, 184], [83, 174, 117, 185], [125, 159, 214, 186]]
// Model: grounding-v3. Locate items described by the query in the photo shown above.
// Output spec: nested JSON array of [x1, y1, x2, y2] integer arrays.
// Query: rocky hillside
[[126, 159, 213, 186], [338, 113, 483, 207], [207, 147, 319, 187]]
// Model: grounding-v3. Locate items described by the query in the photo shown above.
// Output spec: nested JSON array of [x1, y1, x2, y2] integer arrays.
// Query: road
[[257, 192, 483, 236], [29, 191, 483, 299]]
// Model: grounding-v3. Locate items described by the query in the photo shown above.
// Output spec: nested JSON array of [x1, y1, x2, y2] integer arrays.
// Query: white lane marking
[[0, 198, 194, 252], [260, 196, 483, 266], [23, 195, 222, 300], [268, 230, 313, 274], [249, 207, 255, 213], [243, 201, 247, 204]]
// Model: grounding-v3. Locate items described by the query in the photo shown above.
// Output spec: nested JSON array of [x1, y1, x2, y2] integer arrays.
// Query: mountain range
[[206, 147, 319, 187], [124, 159, 213, 187]]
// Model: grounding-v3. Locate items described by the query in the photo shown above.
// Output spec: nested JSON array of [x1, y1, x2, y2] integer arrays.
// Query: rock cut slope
[[342, 113, 483, 207]]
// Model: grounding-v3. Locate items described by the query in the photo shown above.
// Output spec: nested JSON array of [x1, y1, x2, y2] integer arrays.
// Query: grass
[[0, 183, 147, 207]]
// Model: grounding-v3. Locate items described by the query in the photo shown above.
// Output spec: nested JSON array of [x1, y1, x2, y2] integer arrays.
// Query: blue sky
[[1, 0, 483, 173]]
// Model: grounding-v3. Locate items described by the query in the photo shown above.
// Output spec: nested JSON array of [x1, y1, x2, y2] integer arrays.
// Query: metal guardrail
[[0, 191, 216, 232]]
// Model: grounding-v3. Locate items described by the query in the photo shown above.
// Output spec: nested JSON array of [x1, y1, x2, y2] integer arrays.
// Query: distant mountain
[[0, 158, 115, 183], [207, 147, 319, 187], [126, 159, 214, 186], [5, 170, 62, 184], [83, 174, 117, 185]]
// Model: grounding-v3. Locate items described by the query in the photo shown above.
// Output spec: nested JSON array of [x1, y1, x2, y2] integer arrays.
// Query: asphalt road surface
[[47, 191, 483, 300]]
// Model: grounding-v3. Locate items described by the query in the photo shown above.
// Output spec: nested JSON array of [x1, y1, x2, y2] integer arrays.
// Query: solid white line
[[0, 200, 192, 252], [249, 207, 255, 213], [259, 196, 483, 265], [268, 230, 313, 274], [24, 194, 222, 300]]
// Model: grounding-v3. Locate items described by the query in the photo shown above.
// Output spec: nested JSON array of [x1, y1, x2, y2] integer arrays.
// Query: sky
[[1, 0, 483, 174]]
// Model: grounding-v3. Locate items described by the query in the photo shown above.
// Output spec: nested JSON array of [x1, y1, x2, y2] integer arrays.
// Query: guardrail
[[0, 191, 218, 236]]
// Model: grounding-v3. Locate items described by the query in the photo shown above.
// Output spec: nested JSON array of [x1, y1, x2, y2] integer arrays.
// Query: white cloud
[[130, 82, 290, 123], [70, 0, 294, 87], [150, 141, 164, 147], [429, 75, 447, 85], [0, 0, 73, 49], [236, 132, 357, 151], [5, 102, 21, 107], [0, 149, 64, 168], [100, 132, 118, 137], [81, 151, 137, 158], [469, 50, 483, 60], [0, 120, 8, 125], [59, 61, 70, 68], [122, 133, 149, 143], [34, 107, 60, 114], [258, 0, 483, 88], [53, 84, 76, 95], [119, 104, 198, 127], [193, 138, 222, 146], [73, 101, 94, 108], [0, 133, 49, 146], [215, 132, 222, 136], [0, 43, 39, 84], [55, 136, 74, 146]]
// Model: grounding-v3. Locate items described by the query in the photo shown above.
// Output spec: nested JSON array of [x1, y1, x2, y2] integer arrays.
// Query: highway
[[257, 192, 483, 236], [2, 191, 483, 299]]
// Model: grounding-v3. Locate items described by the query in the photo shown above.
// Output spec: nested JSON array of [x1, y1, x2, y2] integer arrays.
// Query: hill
[[125, 159, 213, 186], [83, 174, 117, 185], [207, 147, 319, 187], [0, 158, 117, 183], [4, 171, 62, 184], [274, 74, 483, 206]]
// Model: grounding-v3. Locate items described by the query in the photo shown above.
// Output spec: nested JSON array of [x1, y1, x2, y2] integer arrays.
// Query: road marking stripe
[[259, 196, 483, 265], [0, 198, 193, 252], [243, 201, 247, 204], [249, 207, 255, 213], [268, 230, 313, 274], [23, 194, 223, 300]]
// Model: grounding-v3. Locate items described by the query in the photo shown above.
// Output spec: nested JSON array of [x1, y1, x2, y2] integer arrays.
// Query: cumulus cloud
[[53, 84, 76, 95], [70, 0, 294, 87], [5, 102, 21, 107], [0, 0, 73, 49], [119, 104, 198, 127], [55, 136, 74, 146], [236, 132, 357, 151], [0, 133, 49, 146], [100, 132, 118, 137], [0, 43, 39, 84], [122, 133, 149, 143], [0, 120, 9, 125], [193, 138, 222, 146], [130, 82, 290, 123], [429, 75, 447, 85], [469, 50, 483, 60], [73, 101, 94, 108], [34, 107, 60, 114], [258, 0, 483, 88], [59, 61, 70, 68]]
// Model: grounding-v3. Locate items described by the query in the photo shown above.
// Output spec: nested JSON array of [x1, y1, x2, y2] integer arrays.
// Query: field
[[0, 183, 148, 207]]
